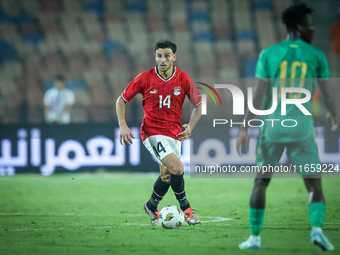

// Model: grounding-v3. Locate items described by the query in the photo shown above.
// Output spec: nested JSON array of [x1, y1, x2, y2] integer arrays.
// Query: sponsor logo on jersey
[[150, 89, 158, 94], [174, 87, 181, 96]]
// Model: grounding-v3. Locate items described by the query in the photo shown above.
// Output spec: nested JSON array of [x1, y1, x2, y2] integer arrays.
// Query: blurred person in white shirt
[[43, 74, 75, 124]]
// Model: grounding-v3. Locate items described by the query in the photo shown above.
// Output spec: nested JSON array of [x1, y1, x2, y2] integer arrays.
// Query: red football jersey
[[121, 67, 202, 142]]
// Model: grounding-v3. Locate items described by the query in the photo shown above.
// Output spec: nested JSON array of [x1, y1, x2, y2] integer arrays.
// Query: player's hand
[[326, 112, 339, 131], [177, 124, 191, 141], [236, 129, 249, 156], [119, 124, 135, 145]]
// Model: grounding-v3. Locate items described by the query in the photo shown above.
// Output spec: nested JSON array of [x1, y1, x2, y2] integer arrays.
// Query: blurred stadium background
[[0, 0, 339, 176], [0, 0, 339, 125], [1, 3, 339, 254]]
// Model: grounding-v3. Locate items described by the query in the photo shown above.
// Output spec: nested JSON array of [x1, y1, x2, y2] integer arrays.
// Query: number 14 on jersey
[[159, 95, 171, 108]]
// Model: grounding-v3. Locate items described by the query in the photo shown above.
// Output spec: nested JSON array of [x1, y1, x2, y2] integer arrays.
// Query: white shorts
[[143, 135, 181, 164]]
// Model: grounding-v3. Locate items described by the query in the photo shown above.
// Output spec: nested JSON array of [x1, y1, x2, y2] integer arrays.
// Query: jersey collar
[[155, 66, 176, 82]]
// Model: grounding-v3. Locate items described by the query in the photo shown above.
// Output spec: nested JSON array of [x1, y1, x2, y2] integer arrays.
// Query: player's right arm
[[318, 80, 339, 131], [116, 75, 143, 145], [236, 79, 268, 156], [237, 49, 268, 156], [116, 96, 135, 145]]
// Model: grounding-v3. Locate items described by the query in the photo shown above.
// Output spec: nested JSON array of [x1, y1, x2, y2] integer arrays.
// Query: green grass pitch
[[0, 173, 339, 255]]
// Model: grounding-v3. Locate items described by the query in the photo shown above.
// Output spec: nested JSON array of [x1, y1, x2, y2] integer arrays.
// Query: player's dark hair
[[155, 40, 177, 54], [282, 3, 314, 32], [55, 74, 66, 82]]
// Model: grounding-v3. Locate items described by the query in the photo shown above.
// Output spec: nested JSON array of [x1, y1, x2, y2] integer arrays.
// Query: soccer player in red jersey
[[116, 40, 202, 226]]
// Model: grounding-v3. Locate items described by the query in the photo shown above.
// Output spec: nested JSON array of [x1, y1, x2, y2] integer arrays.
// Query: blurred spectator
[[330, 7, 340, 55], [43, 74, 75, 124]]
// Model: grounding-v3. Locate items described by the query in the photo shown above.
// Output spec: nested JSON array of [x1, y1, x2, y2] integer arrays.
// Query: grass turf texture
[[0, 173, 339, 255]]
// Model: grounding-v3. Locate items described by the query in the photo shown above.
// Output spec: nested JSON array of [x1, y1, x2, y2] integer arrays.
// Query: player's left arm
[[317, 52, 339, 131], [318, 79, 339, 131], [178, 78, 202, 141], [177, 104, 202, 141], [236, 79, 268, 155]]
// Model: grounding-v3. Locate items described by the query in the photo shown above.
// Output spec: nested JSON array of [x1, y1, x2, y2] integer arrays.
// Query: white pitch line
[[0, 213, 147, 217], [2, 220, 338, 232], [0, 216, 233, 231], [200, 216, 233, 223], [0, 213, 230, 217]]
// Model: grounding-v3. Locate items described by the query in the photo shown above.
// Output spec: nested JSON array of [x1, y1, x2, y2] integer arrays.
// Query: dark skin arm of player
[[116, 96, 135, 145], [318, 79, 339, 131], [237, 79, 268, 156], [177, 104, 202, 141]]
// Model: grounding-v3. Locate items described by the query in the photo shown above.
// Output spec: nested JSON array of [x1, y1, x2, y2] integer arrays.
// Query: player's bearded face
[[155, 48, 177, 73]]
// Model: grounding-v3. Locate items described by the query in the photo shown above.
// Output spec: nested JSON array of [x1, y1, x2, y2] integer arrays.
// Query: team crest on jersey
[[174, 87, 181, 96]]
